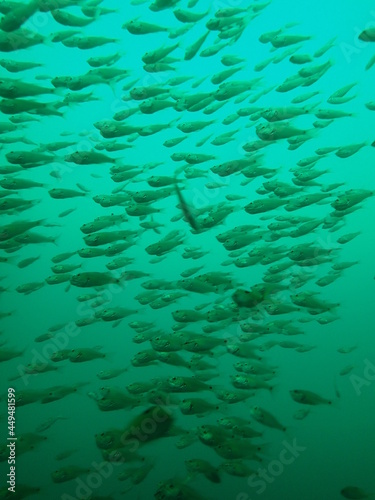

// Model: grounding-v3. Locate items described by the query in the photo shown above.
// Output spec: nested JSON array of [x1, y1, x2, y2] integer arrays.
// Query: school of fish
[[0, 0, 374, 499]]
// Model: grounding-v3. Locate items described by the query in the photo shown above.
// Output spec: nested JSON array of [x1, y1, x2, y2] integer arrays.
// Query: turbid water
[[0, 1, 375, 499]]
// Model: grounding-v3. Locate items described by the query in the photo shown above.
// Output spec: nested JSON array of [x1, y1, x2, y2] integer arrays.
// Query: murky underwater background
[[1, 0, 375, 499]]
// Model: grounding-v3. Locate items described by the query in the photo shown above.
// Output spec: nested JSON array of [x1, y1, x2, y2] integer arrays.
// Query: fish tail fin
[[52, 234, 61, 246], [53, 87, 65, 98], [306, 100, 323, 112], [22, 137, 37, 145], [168, 117, 180, 128], [44, 33, 56, 48], [76, 183, 90, 194], [49, 102, 65, 117], [218, 402, 228, 414]]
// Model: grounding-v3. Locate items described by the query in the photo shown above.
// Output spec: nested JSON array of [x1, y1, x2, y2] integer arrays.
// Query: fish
[[358, 28, 375, 42], [185, 458, 220, 483], [51, 9, 97, 27], [121, 406, 174, 446], [69, 347, 106, 363], [16, 282, 45, 295], [17, 256, 40, 268], [340, 486, 372, 499], [250, 406, 286, 431], [142, 42, 179, 64], [185, 31, 210, 60], [55, 449, 78, 461], [65, 150, 116, 165], [51, 465, 91, 483], [290, 389, 332, 405], [0, 0, 39, 32], [49, 188, 86, 199], [40, 382, 88, 403], [0, 59, 42, 72], [35, 416, 68, 433], [123, 20, 168, 34], [0, 28, 45, 52], [219, 461, 256, 477], [0, 79, 55, 99], [70, 272, 120, 288], [174, 180, 200, 232]]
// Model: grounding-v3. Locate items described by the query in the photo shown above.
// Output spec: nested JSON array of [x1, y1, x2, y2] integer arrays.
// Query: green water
[[1, 1, 375, 499]]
